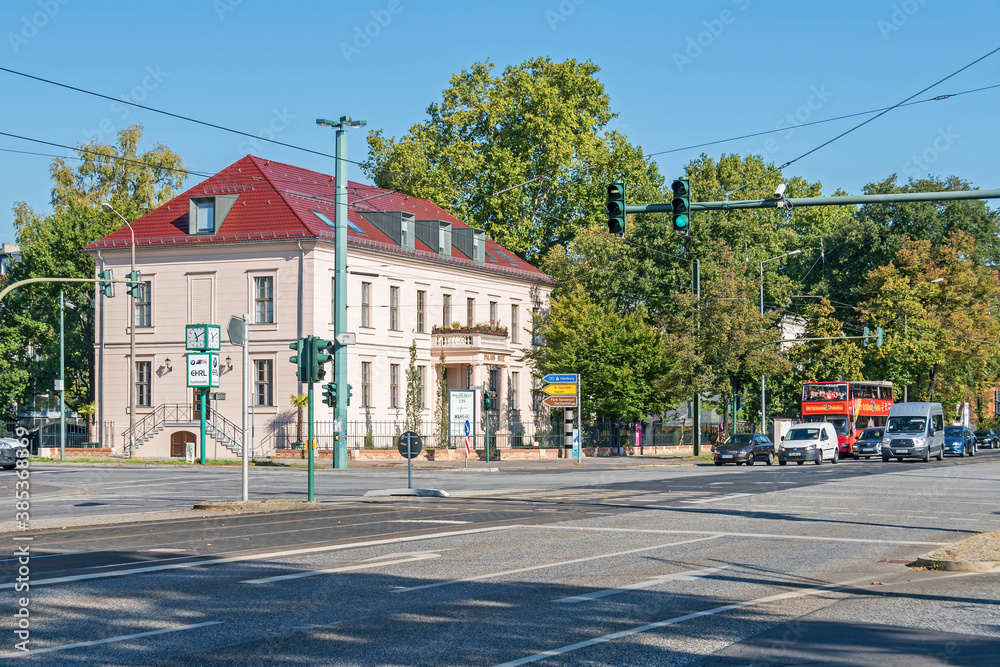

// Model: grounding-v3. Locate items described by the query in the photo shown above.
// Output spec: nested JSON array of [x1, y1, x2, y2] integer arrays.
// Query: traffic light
[[606, 182, 626, 237], [312, 338, 333, 383], [345, 383, 353, 407], [289, 337, 310, 382], [321, 382, 338, 408], [671, 178, 691, 234], [97, 269, 114, 297], [483, 389, 497, 410], [863, 326, 870, 347], [876, 327, 884, 347], [125, 270, 142, 297]]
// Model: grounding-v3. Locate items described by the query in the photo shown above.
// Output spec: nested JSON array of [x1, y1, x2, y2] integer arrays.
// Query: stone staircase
[[121, 404, 245, 457]]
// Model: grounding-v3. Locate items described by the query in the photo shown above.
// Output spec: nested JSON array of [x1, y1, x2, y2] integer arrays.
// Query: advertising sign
[[449, 389, 476, 437], [186, 353, 221, 388]]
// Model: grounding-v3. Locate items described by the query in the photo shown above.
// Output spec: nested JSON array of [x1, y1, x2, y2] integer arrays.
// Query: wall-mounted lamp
[[225, 355, 233, 371], [164, 357, 172, 372]]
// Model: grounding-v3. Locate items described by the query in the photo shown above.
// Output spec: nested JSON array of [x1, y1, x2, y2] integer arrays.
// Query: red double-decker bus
[[800, 381, 894, 454]]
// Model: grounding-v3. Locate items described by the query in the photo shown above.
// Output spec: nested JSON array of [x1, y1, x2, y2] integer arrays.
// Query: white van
[[778, 422, 840, 465], [882, 402, 944, 462]]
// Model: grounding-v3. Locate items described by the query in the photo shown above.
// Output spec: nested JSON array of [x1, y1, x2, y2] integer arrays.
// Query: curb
[[913, 555, 1000, 572]]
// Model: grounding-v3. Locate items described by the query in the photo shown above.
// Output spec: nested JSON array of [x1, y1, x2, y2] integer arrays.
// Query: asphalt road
[[2, 452, 999, 665]]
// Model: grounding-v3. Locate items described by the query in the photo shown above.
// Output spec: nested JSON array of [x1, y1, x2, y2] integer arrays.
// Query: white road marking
[[242, 552, 440, 584], [555, 566, 729, 603], [530, 525, 945, 546], [0, 525, 518, 590], [682, 493, 750, 504], [386, 519, 471, 525], [493, 576, 877, 666], [0, 621, 222, 658], [708, 482, 734, 486], [391, 535, 724, 594]]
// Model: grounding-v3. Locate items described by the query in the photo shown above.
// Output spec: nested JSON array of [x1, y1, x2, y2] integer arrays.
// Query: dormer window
[[189, 194, 237, 235], [196, 201, 215, 233]]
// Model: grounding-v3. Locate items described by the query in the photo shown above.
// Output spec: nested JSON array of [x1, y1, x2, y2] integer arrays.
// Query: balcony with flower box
[[431, 322, 510, 365]]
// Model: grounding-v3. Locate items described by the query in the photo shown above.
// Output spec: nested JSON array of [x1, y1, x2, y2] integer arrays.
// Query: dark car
[[714, 433, 775, 466], [943, 426, 976, 457], [0, 437, 29, 469], [974, 429, 998, 449], [852, 427, 885, 459]]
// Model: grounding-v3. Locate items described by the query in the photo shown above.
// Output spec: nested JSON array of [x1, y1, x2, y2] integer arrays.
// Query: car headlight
[[912, 436, 926, 447], [806, 443, 817, 449], [882, 437, 892, 447]]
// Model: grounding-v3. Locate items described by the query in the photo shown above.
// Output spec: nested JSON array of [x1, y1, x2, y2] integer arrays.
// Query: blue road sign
[[464, 419, 471, 436], [543, 373, 579, 384]]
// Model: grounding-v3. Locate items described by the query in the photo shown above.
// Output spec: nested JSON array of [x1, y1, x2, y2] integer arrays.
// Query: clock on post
[[186, 324, 222, 351]]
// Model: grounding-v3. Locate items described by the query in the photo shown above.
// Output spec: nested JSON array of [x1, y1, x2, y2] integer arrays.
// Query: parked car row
[[714, 403, 997, 468], [0, 437, 29, 469]]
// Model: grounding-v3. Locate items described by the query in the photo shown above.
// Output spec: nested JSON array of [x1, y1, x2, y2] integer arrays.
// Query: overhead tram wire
[[726, 46, 1000, 197], [648, 83, 1000, 158]]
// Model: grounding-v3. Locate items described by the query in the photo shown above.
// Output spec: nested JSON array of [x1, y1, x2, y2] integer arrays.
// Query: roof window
[[311, 209, 366, 235]]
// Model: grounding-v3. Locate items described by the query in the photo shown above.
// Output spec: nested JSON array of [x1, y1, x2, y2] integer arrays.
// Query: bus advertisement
[[801, 381, 894, 454]]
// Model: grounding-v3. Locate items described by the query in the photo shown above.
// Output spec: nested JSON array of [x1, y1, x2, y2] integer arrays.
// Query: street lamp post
[[101, 202, 136, 457], [760, 249, 801, 436], [317, 116, 366, 470]]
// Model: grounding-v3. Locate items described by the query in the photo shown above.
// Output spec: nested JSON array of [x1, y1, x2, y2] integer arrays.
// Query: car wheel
[[766, 453, 774, 466], [815, 450, 823, 465], [936, 449, 944, 461], [865, 456, 871, 460], [922, 448, 930, 463], [796, 461, 804, 465], [746, 454, 755, 466], [832, 448, 839, 464], [714, 460, 723, 466], [970, 444, 976, 457], [882, 456, 890, 463], [736, 461, 743, 466], [896, 457, 903, 461], [779, 460, 786, 466], [960, 447, 966, 457], [853, 454, 859, 460]]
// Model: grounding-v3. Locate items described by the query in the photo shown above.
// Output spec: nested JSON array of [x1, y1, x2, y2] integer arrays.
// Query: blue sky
[[2, 0, 999, 242]]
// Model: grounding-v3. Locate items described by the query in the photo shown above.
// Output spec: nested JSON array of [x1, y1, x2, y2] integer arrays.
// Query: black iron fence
[[267, 419, 724, 452]]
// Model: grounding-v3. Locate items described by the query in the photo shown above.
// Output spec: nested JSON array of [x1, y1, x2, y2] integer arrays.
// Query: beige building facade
[[87, 156, 553, 458]]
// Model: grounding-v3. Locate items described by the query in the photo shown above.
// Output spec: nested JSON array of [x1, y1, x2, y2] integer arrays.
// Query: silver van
[[778, 422, 840, 465], [882, 402, 944, 462]]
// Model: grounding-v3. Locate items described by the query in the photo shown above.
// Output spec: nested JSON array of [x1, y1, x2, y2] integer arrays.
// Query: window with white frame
[[134, 281, 152, 327], [195, 201, 215, 233], [511, 371, 519, 410], [254, 276, 274, 323], [417, 290, 426, 333], [362, 361, 372, 407], [510, 305, 519, 343], [467, 297, 475, 327], [390, 286, 399, 330], [361, 282, 372, 328], [135, 361, 151, 407], [442, 294, 451, 327], [390, 363, 400, 408], [490, 301, 497, 325], [418, 366, 426, 409], [254, 360, 273, 406]]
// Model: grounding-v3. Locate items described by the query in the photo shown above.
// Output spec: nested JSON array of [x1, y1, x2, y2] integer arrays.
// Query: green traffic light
[[674, 214, 688, 229]]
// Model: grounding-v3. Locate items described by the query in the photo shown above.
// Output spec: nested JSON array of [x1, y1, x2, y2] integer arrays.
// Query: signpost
[[540, 373, 581, 461], [186, 351, 220, 464], [397, 431, 422, 489]]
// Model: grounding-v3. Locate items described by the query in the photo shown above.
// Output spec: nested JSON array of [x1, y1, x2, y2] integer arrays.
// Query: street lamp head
[[100, 201, 113, 211], [316, 116, 368, 130], [786, 249, 802, 258], [931, 277, 945, 284]]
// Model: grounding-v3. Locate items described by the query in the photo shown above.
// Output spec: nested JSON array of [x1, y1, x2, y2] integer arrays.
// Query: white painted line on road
[[495, 575, 877, 666], [242, 552, 441, 584], [708, 482, 734, 485], [0, 525, 519, 590], [0, 621, 222, 659], [554, 566, 729, 603], [682, 494, 750, 504], [530, 525, 945, 546], [94, 478, 213, 491], [391, 535, 724, 594], [386, 519, 471, 525]]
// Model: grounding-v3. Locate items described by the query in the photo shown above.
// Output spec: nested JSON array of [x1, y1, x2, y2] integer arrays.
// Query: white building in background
[[86, 156, 554, 458]]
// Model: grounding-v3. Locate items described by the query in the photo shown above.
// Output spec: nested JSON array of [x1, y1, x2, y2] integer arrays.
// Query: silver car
[[0, 437, 29, 469]]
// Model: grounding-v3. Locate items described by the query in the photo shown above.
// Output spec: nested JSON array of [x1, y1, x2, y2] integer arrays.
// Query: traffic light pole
[[308, 377, 315, 502]]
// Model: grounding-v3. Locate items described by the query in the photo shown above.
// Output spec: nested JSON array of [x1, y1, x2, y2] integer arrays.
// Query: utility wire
[[648, 83, 1000, 157], [728, 46, 1000, 196]]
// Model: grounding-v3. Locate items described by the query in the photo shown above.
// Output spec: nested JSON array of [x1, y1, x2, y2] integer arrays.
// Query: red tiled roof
[[87, 156, 553, 283]]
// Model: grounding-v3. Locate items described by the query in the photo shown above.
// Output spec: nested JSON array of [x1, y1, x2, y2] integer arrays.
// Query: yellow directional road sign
[[542, 383, 577, 396]]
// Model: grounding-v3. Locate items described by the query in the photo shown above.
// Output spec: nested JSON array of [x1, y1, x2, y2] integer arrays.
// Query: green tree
[[404, 341, 422, 435], [362, 57, 663, 260], [435, 350, 449, 447], [525, 285, 683, 421], [6, 125, 185, 413], [290, 393, 308, 444]]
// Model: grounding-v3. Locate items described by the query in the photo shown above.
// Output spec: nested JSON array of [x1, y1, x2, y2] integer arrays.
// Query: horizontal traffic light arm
[[0, 276, 142, 303], [625, 188, 1000, 215], [765, 334, 882, 346]]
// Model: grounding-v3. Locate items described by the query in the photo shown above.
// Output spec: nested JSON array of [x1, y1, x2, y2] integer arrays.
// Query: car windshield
[[723, 435, 753, 446], [786, 427, 820, 441], [975, 430, 992, 437], [886, 416, 926, 434], [944, 426, 964, 437], [860, 428, 883, 439]]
